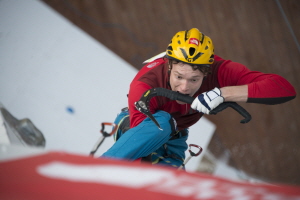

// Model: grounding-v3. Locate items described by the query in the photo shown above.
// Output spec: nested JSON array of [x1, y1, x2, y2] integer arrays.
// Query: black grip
[[209, 102, 252, 123], [154, 88, 194, 104]]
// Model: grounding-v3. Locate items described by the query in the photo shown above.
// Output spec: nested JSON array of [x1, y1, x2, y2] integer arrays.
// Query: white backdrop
[[0, 0, 215, 172]]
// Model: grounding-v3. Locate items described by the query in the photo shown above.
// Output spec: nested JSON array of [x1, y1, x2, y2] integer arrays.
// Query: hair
[[167, 58, 212, 76]]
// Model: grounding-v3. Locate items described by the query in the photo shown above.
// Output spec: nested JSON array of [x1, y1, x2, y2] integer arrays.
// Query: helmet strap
[[168, 60, 173, 72]]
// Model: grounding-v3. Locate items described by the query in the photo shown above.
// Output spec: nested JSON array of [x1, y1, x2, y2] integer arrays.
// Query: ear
[[168, 64, 173, 76]]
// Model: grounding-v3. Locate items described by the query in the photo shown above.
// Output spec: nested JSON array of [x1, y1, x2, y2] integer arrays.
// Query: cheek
[[169, 76, 180, 90], [191, 81, 203, 94], [169, 76, 175, 90]]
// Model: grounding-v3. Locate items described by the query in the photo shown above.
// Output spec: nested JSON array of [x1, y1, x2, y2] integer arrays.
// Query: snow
[[0, 0, 215, 173]]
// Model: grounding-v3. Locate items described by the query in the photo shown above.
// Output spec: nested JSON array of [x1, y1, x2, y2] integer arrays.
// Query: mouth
[[177, 91, 191, 97], [175, 92, 191, 104]]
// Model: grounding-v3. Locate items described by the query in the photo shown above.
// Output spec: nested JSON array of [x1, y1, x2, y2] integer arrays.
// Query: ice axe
[[90, 122, 118, 157], [135, 87, 251, 130], [179, 144, 203, 170]]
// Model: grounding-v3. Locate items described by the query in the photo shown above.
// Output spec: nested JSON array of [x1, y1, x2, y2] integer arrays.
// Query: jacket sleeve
[[217, 60, 296, 105]]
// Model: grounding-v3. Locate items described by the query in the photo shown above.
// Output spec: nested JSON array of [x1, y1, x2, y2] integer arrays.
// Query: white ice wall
[[0, 0, 215, 172]]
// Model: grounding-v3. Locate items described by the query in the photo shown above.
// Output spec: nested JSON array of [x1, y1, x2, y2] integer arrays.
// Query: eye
[[190, 78, 201, 83], [177, 75, 182, 79]]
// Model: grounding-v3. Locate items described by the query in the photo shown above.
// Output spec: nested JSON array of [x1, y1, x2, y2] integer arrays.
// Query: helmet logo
[[189, 38, 200, 46]]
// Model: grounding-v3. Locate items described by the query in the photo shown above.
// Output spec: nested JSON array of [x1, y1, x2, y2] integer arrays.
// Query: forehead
[[172, 62, 204, 76]]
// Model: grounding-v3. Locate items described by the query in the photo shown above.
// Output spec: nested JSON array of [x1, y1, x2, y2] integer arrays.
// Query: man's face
[[169, 62, 204, 104]]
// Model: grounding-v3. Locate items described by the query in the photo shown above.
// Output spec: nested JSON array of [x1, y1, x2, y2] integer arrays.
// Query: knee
[[148, 110, 176, 138]]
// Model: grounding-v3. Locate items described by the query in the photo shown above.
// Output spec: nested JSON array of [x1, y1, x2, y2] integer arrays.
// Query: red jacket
[[128, 55, 296, 130]]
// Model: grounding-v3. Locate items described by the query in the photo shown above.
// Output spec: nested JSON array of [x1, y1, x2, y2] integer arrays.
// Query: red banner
[[1, 152, 300, 200]]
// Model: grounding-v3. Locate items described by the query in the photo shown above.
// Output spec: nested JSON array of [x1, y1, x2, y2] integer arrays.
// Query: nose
[[179, 80, 189, 94]]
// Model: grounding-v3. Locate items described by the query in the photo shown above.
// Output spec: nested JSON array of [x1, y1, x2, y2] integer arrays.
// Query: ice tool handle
[[135, 87, 251, 130]]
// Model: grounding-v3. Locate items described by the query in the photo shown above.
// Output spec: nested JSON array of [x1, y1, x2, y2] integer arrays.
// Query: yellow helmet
[[166, 28, 214, 65]]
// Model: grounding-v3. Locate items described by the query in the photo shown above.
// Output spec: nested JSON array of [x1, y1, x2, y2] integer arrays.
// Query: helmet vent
[[189, 47, 195, 56], [180, 48, 188, 60], [167, 46, 173, 51], [193, 52, 203, 61]]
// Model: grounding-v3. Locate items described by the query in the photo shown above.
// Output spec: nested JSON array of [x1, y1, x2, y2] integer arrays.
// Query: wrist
[[220, 85, 248, 102]]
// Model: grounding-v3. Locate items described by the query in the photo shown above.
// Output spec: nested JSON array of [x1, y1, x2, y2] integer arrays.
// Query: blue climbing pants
[[102, 109, 188, 168]]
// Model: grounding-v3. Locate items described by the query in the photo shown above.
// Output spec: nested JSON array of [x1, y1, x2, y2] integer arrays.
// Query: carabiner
[[100, 122, 118, 137], [188, 144, 203, 157]]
